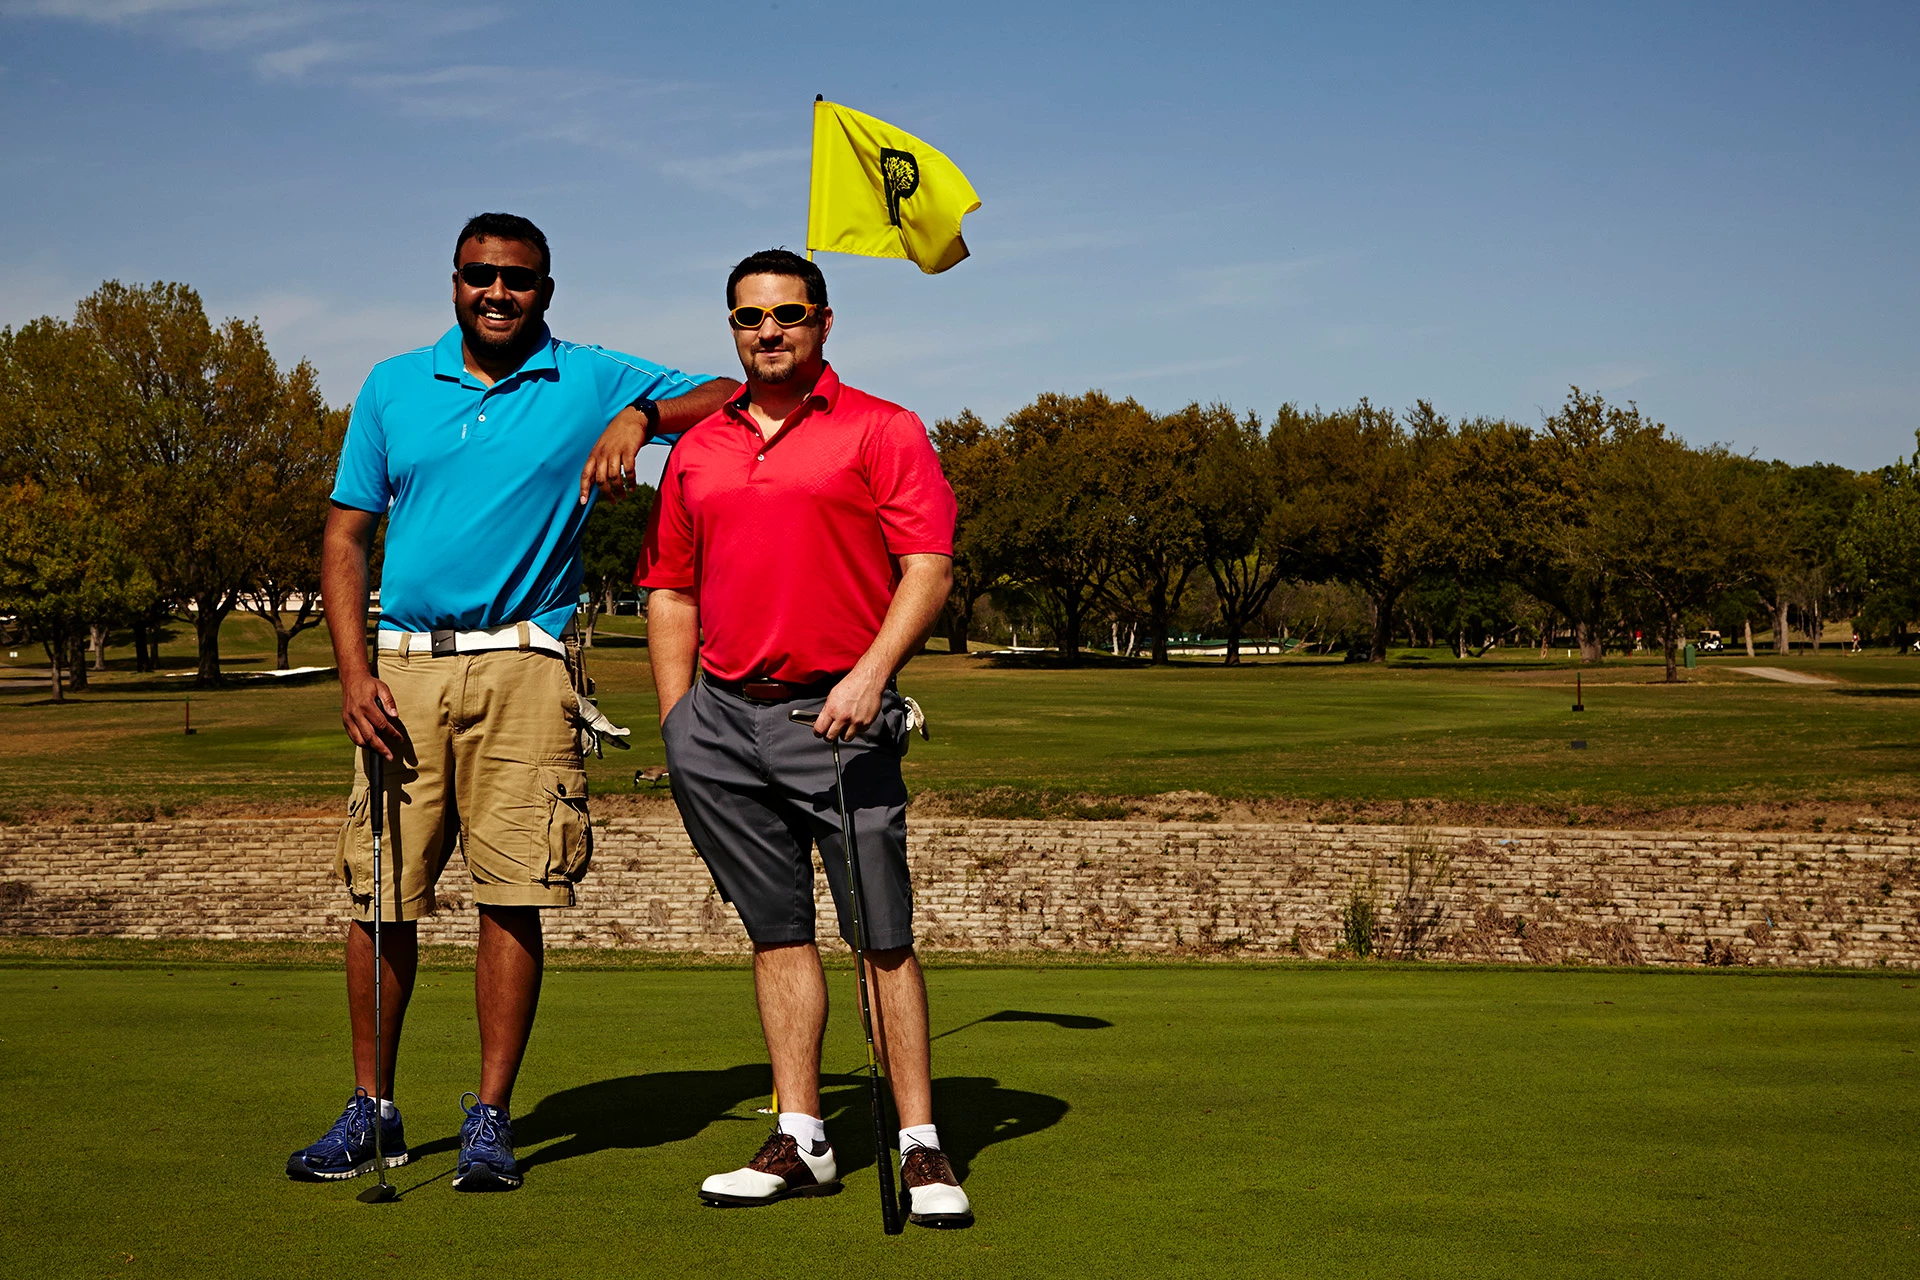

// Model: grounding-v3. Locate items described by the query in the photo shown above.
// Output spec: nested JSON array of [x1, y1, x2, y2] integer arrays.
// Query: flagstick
[[807, 93, 822, 262]]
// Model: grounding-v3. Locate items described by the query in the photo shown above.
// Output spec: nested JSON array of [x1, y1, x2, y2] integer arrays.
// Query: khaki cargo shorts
[[335, 647, 591, 921]]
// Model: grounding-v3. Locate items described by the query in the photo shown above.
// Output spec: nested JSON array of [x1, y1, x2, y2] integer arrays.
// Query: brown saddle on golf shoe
[[900, 1146, 974, 1229], [699, 1131, 840, 1207]]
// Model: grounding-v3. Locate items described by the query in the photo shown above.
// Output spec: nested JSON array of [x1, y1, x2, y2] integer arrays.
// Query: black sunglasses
[[458, 262, 545, 292]]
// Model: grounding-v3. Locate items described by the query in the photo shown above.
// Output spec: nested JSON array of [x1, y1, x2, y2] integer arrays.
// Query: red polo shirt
[[635, 364, 956, 683]]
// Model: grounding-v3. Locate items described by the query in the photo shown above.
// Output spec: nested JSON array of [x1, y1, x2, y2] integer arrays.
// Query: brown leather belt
[[702, 670, 846, 705]]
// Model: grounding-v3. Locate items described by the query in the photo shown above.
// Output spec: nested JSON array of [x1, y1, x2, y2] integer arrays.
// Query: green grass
[[4, 613, 1918, 821], [4, 962, 1917, 1277]]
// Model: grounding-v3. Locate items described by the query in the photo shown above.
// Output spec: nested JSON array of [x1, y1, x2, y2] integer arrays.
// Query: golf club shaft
[[831, 739, 903, 1235], [368, 747, 387, 1187]]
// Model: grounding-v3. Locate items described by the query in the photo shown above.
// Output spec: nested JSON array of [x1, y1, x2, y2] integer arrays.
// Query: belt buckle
[[431, 630, 458, 657], [742, 680, 786, 703]]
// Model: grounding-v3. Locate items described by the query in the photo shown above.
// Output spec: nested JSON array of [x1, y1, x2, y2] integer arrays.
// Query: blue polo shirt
[[330, 325, 710, 639]]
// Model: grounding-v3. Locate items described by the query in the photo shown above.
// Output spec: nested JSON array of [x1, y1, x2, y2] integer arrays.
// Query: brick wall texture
[[2, 815, 1918, 967]]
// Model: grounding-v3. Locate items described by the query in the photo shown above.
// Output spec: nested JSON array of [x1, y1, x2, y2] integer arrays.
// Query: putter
[[788, 707, 903, 1235], [358, 746, 398, 1205]]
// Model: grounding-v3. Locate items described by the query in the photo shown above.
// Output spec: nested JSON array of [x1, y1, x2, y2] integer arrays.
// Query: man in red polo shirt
[[636, 249, 971, 1228]]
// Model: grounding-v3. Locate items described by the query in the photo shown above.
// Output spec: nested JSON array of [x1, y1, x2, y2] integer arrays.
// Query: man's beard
[[753, 350, 797, 383], [458, 304, 543, 364]]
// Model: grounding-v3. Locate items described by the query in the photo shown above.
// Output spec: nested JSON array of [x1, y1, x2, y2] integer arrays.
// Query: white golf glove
[[569, 692, 632, 759], [900, 694, 929, 755]]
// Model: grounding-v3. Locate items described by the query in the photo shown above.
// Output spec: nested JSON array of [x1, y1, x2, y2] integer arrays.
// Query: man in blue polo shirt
[[287, 213, 738, 1193]]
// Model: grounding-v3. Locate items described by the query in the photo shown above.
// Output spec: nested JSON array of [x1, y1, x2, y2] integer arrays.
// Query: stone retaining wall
[[2, 816, 1917, 967]]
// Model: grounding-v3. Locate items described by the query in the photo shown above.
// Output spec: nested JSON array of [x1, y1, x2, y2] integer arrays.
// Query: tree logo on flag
[[880, 148, 919, 227]]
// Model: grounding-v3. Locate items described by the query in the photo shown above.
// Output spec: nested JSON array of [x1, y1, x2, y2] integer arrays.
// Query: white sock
[[899, 1123, 940, 1154], [378, 1099, 397, 1120], [778, 1112, 827, 1150]]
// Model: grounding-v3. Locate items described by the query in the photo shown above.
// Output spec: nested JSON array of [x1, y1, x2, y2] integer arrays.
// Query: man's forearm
[[321, 507, 377, 683], [657, 378, 739, 434], [646, 588, 702, 721], [582, 379, 742, 505], [851, 556, 953, 685]]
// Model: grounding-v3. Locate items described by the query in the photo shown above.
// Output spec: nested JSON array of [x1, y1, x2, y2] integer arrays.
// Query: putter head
[[786, 708, 814, 725], [357, 1180, 398, 1205]]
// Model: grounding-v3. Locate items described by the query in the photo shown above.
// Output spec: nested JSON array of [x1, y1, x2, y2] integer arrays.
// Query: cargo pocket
[[540, 765, 593, 885], [335, 778, 372, 895]]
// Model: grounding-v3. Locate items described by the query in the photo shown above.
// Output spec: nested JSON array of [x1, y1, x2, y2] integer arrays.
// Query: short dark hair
[[455, 213, 551, 276], [726, 248, 826, 309]]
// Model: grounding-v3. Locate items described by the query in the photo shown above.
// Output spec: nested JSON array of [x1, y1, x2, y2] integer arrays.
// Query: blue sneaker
[[286, 1089, 409, 1181], [453, 1093, 522, 1192]]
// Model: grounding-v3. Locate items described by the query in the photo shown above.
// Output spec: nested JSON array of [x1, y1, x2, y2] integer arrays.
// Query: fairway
[[4, 961, 1917, 1278], [3, 613, 1917, 824]]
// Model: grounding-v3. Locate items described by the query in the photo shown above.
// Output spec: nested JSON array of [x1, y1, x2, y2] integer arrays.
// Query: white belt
[[378, 621, 567, 658]]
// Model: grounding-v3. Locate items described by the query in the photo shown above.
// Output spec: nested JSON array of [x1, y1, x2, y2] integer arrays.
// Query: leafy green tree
[[580, 484, 656, 646], [0, 315, 156, 682], [1384, 408, 1539, 658], [1510, 389, 1660, 664], [1110, 403, 1209, 663], [75, 282, 308, 685], [1265, 400, 1426, 662], [975, 392, 1135, 665], [1745, 460, 1876, 653], [1839, 434, 1920, 643], [0, 481, 155, 699], [1566, 429, 1764, 682], [237, 369, 344, 669], [1190, 407, 1281, 665], [930, 410, 1010, 653]]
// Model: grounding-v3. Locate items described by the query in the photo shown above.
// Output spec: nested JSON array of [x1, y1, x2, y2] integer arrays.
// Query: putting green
[[4, 963, 1917, 1277]]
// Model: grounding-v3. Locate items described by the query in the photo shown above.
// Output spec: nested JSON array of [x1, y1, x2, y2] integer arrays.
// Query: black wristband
[[631, 397, 661, 436]]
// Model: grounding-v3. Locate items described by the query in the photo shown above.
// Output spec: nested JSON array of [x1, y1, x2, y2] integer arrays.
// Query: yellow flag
[[807, 99, 981, 274]]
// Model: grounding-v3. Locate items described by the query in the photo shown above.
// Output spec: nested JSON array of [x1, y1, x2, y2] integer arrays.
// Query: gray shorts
[[661, 678, 914, 950]]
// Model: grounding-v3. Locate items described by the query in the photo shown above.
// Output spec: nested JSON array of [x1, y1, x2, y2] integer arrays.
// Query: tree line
[[7, 281, 1919, 694], [0, 282, 342, 695], [933, 389, 1920, 680]]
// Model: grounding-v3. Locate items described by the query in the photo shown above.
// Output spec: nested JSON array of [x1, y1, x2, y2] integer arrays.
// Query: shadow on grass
[[933, 1009, 1115, 1039], [2, 675, 338, 703], [509, 1063, 771, 1170], [1832, 688, 1920, 698], [498, 1062, 1071, 1182], [821, 1074, 1068, 1180]]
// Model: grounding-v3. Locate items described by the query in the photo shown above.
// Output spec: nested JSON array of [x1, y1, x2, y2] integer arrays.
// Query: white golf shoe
[[900, 1146, 974, 1228], [699, 1131, 839, 1207]]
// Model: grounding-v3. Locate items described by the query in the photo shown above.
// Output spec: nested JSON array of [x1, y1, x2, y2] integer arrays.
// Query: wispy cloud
[[978, 227, 1136, 264], [254, 35, 362, 78], [2, 0, 715, 175], [660, 147, 809, 197], [1092, 355, 1245, 383], [3, 0, 383, 71], [1573, 362, 1658, 393], [1174, 255, 1327, 310]]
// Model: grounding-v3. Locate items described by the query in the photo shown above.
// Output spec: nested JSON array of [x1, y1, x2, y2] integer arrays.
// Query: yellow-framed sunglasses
[[728, 302, 822, 329]]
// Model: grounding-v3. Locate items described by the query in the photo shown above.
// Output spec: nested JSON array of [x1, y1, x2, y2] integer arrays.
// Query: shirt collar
[[432, 324, 558, 388], [727, 361, 841, 418]]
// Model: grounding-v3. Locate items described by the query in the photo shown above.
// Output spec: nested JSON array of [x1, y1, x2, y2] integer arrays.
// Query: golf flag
[[807, 99, 980, 274]]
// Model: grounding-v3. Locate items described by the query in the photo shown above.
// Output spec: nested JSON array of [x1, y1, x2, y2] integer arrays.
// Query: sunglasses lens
[[770, 304, 812, 326], [460, 264, 541, 290], [731, 307, 768, 328]]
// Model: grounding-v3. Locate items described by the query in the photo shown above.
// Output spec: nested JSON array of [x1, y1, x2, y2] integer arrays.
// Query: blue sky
[[2, 0, 1916, 481]]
